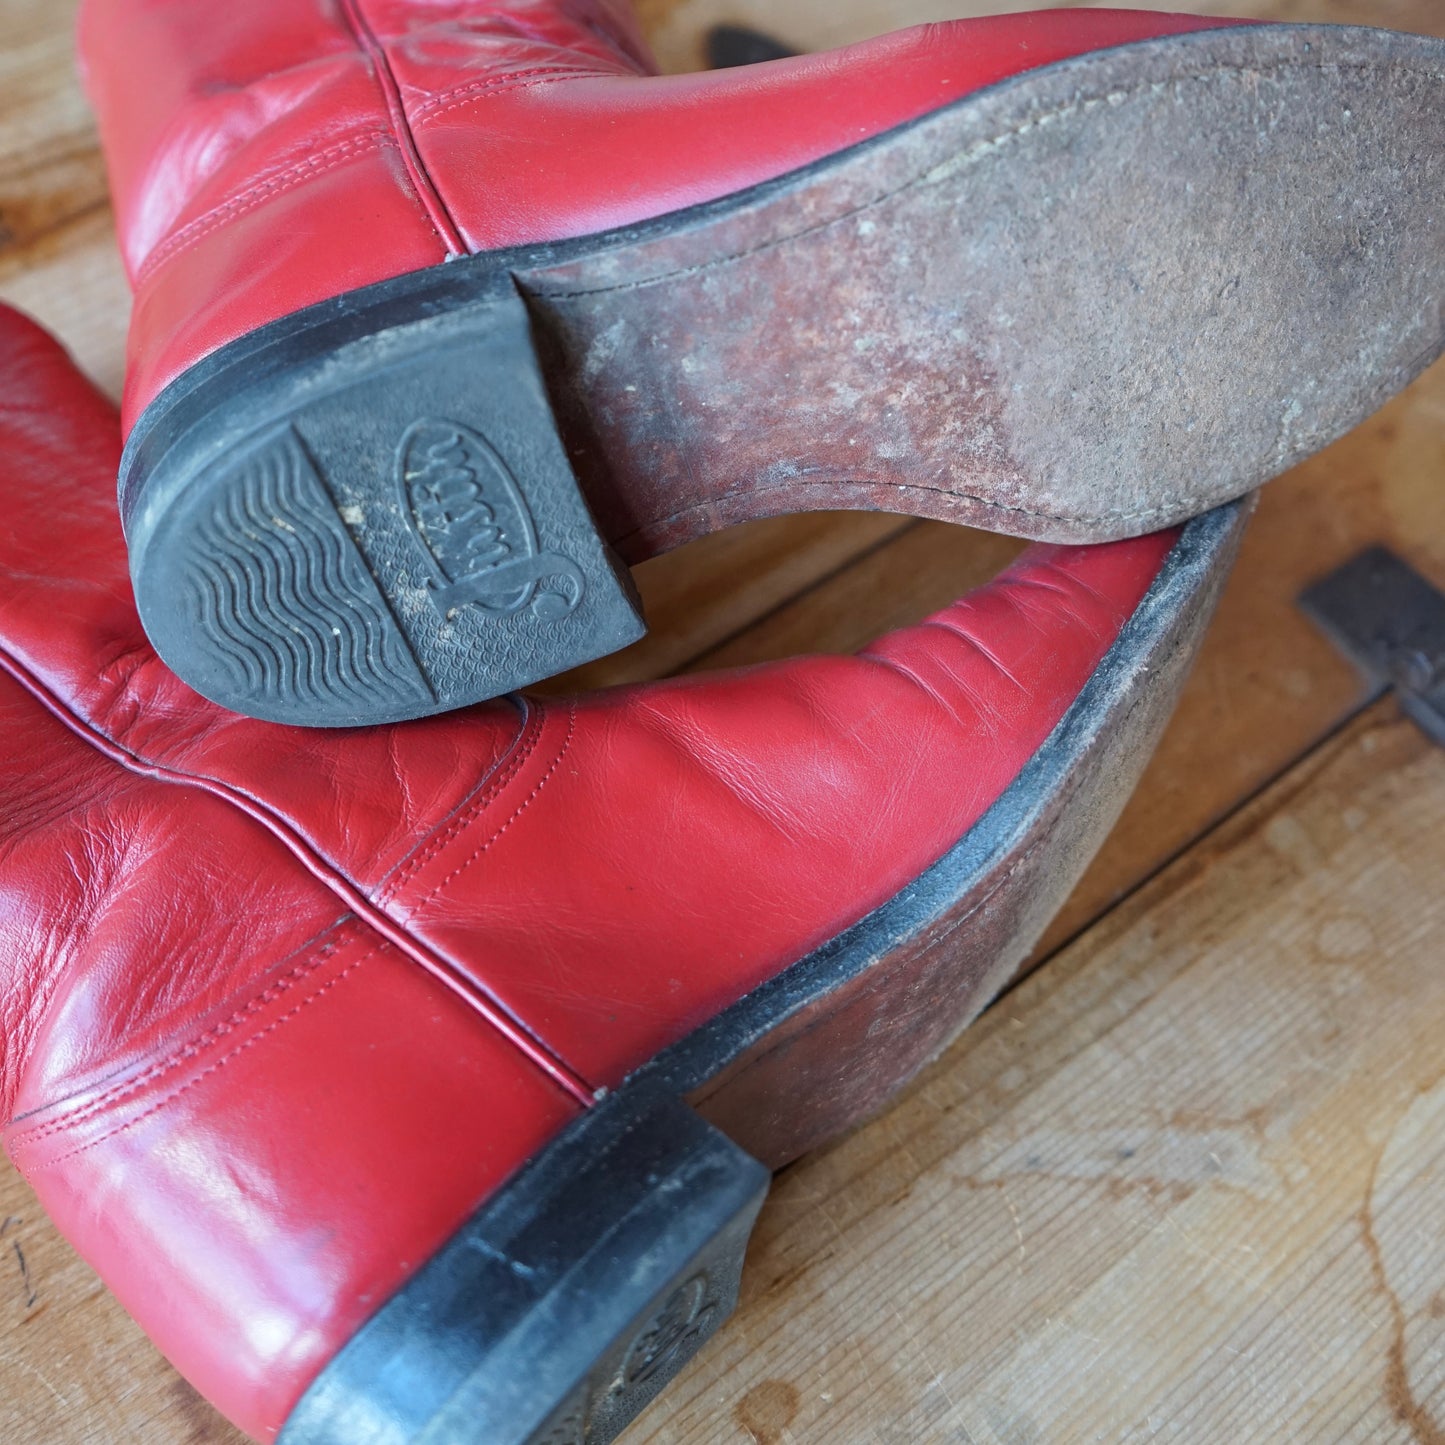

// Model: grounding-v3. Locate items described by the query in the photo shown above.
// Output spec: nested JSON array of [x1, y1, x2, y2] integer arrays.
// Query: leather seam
[[94, 675, 539, 902], [9, 932, 351, 1147], [134, 130, 396, 287], [24, 944, 383, 1170], [407, 703, 576, 908], [0, 647, 599, 1107], [374, 702, 547, 904], [409, 67, 619, 125], [339, 0, 468, 255]]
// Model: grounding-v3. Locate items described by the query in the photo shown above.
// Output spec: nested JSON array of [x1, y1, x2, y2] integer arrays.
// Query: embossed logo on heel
[[397, 419, 585, 622], [620, 1273, 719, 1390]]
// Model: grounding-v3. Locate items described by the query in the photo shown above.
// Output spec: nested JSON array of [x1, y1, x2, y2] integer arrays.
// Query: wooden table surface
[[1, 1, 1442, 1441]]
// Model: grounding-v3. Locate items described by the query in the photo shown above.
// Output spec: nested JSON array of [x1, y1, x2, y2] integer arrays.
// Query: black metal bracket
[[705, 24, 798, 69], [1299, 546, 1445, 746]]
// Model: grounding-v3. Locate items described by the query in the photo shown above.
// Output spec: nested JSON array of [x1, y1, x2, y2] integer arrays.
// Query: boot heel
[[124, 279, 643, 727], [279, 1093, 769, 1445]]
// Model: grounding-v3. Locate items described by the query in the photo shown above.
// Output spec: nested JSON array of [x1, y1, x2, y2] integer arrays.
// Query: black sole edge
[[277, 501, 1249, 1445]]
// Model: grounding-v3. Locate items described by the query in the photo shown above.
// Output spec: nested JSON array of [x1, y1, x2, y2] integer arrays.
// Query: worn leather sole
[[121, 24, 1445, 726], [274, 502, 1247, 1445]]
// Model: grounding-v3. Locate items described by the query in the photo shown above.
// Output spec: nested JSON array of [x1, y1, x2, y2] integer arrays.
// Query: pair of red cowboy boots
[[2, 3, 1441, 1442]]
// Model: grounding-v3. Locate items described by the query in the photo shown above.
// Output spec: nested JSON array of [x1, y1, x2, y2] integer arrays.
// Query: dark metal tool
[[1300, 546, 1445, 746], [705, 24, 798, 68]]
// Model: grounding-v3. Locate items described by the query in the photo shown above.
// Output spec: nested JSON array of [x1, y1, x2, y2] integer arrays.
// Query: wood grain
[[0, 0, 127, 396], [0, 0, 1442, 1441]]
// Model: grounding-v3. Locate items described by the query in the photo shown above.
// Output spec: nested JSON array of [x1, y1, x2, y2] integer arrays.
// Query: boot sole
[[275, 501, 1247, 1444], [121, 23, 1445, 725]]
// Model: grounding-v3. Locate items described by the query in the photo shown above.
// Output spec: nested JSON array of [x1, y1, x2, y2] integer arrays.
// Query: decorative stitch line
[[410, 67, 618, 125], [0, 647, 600, 1109], [32, 945, 383, 1171], [10, 933, 351, 1147], [408, 704, 576, 910], [375, 704, 547, 903], [135, 131, 395, 286]]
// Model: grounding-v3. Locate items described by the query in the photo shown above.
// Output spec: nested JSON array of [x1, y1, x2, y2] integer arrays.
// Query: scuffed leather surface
[[77, 2, 1234, 427]]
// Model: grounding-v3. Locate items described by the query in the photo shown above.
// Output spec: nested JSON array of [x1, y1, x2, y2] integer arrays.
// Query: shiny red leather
[[0, 304, 1176, 1437], [77, 2, 1236, 431]]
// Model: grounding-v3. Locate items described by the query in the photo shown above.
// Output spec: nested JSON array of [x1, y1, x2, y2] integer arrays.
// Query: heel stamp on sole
[[397, 419, 586, 622]]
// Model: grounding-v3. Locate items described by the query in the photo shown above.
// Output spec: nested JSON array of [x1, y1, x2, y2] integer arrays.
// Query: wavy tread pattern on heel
[[183, 426, 432, 718]]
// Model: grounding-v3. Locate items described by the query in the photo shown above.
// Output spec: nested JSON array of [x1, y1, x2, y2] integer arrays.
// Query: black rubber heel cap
[[279, 1094, 768, 1445], [130, 282, 643, 727]]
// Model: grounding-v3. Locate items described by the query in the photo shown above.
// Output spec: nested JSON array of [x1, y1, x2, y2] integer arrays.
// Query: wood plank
[[0, 0, 127, 397], [0, 0, 1442, 1440], [632, 700, 1445, 1443]]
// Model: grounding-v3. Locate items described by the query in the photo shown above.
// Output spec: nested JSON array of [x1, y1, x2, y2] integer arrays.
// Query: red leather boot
[[2, 302, 1244, 1443], [78, 1, 1443, 727]]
